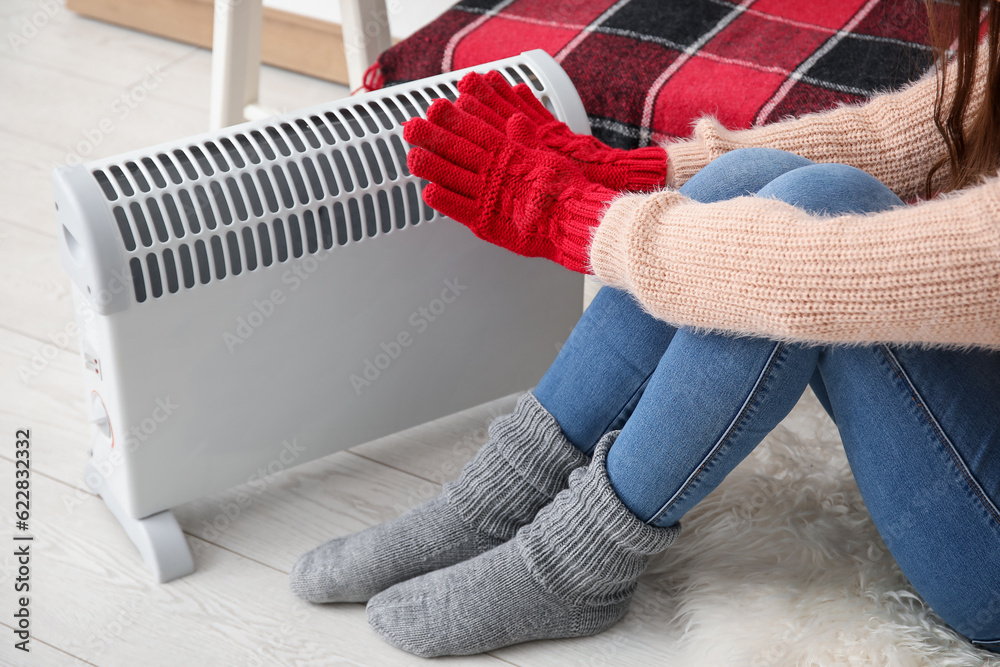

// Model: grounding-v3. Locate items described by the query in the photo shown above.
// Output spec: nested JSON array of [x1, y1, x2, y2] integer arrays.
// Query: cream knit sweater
[[589, 49, 1000, 349]]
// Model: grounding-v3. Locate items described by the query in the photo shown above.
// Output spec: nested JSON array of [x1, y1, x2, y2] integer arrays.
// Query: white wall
[[264, 0, 457, 39]]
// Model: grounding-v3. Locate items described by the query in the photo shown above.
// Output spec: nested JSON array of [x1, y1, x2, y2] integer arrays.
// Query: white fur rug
[[637, 388, 1000, 667]]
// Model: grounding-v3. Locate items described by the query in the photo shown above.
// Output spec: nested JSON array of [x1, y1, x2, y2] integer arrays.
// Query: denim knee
[[680, 148, 815, 204], [755, 162, 904, 216]]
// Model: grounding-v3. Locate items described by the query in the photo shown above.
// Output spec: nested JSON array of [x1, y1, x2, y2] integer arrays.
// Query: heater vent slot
[[129, 257, 145, 302], [179, 244, 195, 288], [236, 133, 260, 163], [504, 67, 525, 85], [162, 248, 179, 294], [178, 190, 200, 233], [174, 149, 198, 180], [85, 60, 549, 304], [163, 194, 184, 237], [226, 230, 242, 275], [192, 185, 215, 230], [410, 90, 432, 114], [310, 115, 336, 146], [520, 64, 543, 90], [147, 198, 169, 242], [258, 222, 273, 266], [126, 162, 149, 192], [143, 157, 167, 188], [110, 165, 133, 196], [368, 101, 394, 129], [273, 219, 288, 262], [211, 235, 226, 279], [113, 206, 136, 251], [297, 118, 321, 149], [94, 169, 117, 200], [130, 202, 153, 247], [220, 137, 246, 168], [189, 145, 215, 176], [205, 141, 230, 173], [438, 83, 458, 102], [146, 253, 163, 298], [340, 108, 366, 137], [242, 226, 258, 270], [195, 240, 210, 284], [159, 153, 183, 184]]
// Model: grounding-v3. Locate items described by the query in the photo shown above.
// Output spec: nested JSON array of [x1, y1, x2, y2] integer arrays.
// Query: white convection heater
[[54, 51, 587, 582]]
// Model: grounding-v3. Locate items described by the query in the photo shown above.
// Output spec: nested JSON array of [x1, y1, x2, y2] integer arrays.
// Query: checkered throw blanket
[[371, 0, 937, 150]]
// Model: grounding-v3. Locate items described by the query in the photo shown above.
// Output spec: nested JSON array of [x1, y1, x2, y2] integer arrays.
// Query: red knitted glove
[[403, 99, 615, 274], [455, 70, 668, 193]]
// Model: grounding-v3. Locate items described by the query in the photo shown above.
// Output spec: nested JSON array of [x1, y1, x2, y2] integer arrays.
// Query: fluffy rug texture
[[636, 389, 1000, 667]]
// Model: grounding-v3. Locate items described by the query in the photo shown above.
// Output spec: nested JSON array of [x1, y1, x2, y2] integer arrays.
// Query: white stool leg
[[340, 0, 391, 92], [210, 0, 264, 129]]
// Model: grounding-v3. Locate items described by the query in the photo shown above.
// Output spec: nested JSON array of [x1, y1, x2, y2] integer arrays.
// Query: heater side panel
[[102, 218, 582, 518]]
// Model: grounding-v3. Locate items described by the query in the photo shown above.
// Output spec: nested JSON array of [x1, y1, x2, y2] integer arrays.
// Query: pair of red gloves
[[403, 71, 668, 274]]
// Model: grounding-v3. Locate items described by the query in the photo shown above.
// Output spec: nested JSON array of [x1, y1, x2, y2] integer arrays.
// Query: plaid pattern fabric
[[374, 0, 939, 150]]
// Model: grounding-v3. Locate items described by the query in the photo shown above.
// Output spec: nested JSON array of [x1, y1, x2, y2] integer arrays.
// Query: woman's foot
[[288, 392, 588, 603], [365, 432, 679, 656]]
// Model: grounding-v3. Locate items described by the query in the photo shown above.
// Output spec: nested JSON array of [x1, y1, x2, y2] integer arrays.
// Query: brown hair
[[925, 0, 1000, 196]]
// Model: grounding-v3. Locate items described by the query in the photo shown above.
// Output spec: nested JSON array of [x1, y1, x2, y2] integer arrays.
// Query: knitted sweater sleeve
[[664, 62, 956, 200], [588, 181, 1000, 348]]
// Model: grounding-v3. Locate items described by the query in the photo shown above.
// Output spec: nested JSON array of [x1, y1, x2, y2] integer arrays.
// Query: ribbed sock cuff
[[445, 392, 588, 540], [492, 393, 590, 495], [518, 431, 680, 606]]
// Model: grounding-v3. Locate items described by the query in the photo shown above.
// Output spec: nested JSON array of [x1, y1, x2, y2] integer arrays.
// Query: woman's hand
[[404, 99, 615, 274], [454, 71, 668, 193]]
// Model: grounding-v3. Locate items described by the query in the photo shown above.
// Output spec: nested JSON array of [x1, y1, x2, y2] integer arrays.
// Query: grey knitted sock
[[366, 431, 679, 657], [289, 392, 588, 603]]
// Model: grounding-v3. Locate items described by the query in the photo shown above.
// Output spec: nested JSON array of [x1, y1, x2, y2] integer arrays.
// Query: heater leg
[[85, 459, 195, 583]]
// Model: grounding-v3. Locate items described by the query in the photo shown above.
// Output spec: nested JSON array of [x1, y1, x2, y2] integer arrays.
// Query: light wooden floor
[[0, 3, 693, 666]]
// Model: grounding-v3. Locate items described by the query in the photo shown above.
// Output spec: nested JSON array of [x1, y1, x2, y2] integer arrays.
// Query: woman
[[290, 0, 1000, 657]]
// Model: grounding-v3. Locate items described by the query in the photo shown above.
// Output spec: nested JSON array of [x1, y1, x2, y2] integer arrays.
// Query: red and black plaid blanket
[[370, 0, 938, 150]]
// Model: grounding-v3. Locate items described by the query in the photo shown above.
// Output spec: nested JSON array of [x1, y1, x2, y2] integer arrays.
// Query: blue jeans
[[533, 148, 1000, 652]]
